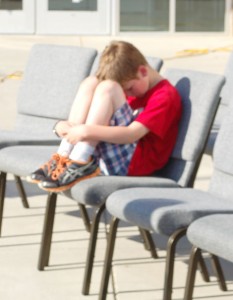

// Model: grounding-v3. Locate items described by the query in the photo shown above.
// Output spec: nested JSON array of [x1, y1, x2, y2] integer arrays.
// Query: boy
[[27, 40, 182, 192]]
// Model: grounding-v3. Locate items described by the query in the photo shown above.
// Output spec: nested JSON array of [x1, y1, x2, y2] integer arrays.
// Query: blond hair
[[96, 41, 148, 86]]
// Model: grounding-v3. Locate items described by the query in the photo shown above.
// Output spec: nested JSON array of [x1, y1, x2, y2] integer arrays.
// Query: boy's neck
[[148, 67, 164, 89]]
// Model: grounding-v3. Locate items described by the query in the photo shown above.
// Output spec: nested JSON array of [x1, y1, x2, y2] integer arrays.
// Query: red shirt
[[127, 79, 182, 176]]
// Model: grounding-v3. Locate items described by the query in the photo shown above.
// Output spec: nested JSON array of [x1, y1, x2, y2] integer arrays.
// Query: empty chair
[[205, 51, 233, 155], [184, 214, 233, 300], [100, 73, 233, 300]]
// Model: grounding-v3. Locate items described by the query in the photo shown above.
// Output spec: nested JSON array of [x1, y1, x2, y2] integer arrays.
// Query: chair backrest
[[205, 51, 233, 155], [155, 68, 225, 187], [209, 94, 233, 200], [15, 44, 97, 137], [90, 52, 163, 75]]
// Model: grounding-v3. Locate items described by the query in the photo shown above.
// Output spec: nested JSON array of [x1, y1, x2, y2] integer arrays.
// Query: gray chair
[[34, 68, 225, 298], [0, 56, 163, 236], [101, 78, 233, 300], [0, 43, 97, 234], [0, 43, 97, 147], [205, 51, 233, 155], [184, 214, 233, 300]]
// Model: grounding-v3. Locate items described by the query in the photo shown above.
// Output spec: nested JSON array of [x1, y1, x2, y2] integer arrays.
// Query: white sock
[[69, 142, 95, 163], [57, 139, 74, 156]]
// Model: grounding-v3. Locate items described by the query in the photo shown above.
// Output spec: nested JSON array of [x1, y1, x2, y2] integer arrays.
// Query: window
[[0, 0, 22, 10], [176, 0, 225, 32], [48, 0, 97, 11], [120, 0, 169, 32]]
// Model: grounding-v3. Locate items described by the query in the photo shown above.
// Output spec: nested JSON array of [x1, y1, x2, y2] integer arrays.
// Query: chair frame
[[184, 247, 227, 300]]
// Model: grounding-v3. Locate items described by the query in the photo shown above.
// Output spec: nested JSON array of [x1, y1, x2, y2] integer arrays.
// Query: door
[[0, 0, 35, 33], [36, 0, 111, 35]]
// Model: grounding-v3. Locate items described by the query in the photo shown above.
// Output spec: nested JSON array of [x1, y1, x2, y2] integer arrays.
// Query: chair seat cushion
[[187, 214, 233, 262], [65, 176, 179, 206], [0, 145, 57, 176], [106, 187, 233, 236], [0, 130, 59, 149]]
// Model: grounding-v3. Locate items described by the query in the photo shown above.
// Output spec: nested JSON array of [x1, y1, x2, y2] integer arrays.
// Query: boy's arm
[[65, 121, 149, 144]]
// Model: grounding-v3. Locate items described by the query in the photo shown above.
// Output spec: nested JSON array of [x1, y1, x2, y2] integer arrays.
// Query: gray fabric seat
[[184, 214, 233, 299], [187, 214, 233, 262], [0, 146, 57, 176], [102, 79, 233, 300], [0, 44, 97, 147], [205, 51, 233, 155]]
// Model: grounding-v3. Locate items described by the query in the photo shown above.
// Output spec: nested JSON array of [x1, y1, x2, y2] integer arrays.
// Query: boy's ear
[[138, 65, 148, 77]]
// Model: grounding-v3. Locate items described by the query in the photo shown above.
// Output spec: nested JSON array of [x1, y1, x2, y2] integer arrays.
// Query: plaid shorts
[[95, 102, 137, 176]]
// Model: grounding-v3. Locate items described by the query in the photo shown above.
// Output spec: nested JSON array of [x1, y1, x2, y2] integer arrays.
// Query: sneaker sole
[[39, 167, 101, 193], [25, 176, 41, 184]]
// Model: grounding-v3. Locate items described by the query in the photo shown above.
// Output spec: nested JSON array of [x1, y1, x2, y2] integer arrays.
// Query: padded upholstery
[[0, 145, 57, 176], [0, 44, 97, 148], [154, 69, 225, 185], [66, 176, 178, 206], [17, 44, 97, 119], [205, 51, 233, 155], [106, 187, 233, 236], [207, 96, 233, 199], [187, 214, 233, 262]]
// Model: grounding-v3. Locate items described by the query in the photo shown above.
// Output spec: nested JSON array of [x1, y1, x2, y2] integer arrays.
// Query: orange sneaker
[[39, 156, 100, 192], [26, 153, 61, 184]]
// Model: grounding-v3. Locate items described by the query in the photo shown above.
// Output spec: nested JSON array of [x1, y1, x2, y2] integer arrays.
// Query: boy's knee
[[81, 76, 99, 89], [95, 80, 122, 97]]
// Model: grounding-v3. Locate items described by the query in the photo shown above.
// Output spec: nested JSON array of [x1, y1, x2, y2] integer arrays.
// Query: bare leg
[[86, 80, 126, 134], [69, 76, 99, 124], [69, 80, 127, 159], [38, 81, 128, 190], [55, 76, 99, 136]]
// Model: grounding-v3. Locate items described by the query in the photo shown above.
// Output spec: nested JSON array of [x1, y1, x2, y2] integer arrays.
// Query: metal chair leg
[[38, 192, 57, 271], [78, 203, 91, 232], [184, 247, 201, 300], [98, 217, 119, 300], [139, 228, 158, 258], [211, 254, 227, 291], [197, 252, 210, 282], [0, 172, 7, 236], [163, 228, 187, 300], [14, 175, 29, 208], [82, 204, 106, 295]]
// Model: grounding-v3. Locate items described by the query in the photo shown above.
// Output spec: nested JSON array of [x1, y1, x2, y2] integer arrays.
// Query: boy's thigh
[[96, 102, 137, 175]]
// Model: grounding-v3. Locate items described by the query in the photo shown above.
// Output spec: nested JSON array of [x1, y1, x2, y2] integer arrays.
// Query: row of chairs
[[0, 44, 233, 299]]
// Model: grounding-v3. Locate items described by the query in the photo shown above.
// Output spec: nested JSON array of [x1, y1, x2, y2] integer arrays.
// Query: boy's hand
[[55, 121, 75, 138], [65, 125, 87, 144]]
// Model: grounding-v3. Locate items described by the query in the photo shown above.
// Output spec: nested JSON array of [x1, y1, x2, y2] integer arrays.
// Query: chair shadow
[[5, 178, 48, 198]]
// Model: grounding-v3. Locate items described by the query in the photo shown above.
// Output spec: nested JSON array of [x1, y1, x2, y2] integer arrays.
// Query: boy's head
[[96, 41, 148, 87]]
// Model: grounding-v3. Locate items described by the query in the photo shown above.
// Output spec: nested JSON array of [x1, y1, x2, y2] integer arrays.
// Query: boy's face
[[122, 66, 149, 98]]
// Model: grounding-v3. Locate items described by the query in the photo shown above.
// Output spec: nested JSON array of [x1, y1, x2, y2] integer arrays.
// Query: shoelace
[[41, 153, 61, 175], [51, 156, 72, 180]]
